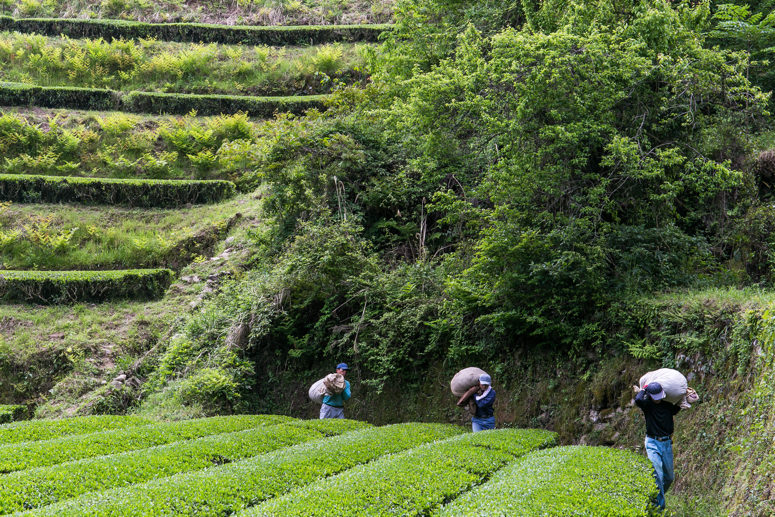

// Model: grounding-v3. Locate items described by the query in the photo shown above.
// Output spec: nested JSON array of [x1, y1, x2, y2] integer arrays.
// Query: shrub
[[248, 428, 558, 516], [0, 419, 369, 513], [434, 445, 657, 516], [122, 91, 328, 117], [0, 269, 174, 303], [0, 83, 120, 110], [0, 405, 25, 424], [0, 414, 289, 474], [0, 16, 391, 45], [0, 174, 236, 207], [0, 83, 327, 116], [0, 415, 152, 445], [31, 423, 462, 516]]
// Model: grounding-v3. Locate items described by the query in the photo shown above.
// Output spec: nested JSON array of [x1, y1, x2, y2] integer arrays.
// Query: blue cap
[[479, 373, 492, 385], [645, 382, 665, 400], [336, 363, 349, 370]]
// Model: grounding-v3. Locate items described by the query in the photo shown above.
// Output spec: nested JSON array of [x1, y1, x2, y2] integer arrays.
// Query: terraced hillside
[[0, 1, 387, 415], [0, 415, 656, 515]]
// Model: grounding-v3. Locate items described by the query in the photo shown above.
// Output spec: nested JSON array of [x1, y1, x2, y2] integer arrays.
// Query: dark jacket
[[474, 388, 496, 419], [635, 389, 680, 437]]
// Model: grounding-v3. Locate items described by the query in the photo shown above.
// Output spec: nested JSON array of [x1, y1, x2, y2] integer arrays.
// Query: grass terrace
[[0, 0, 394, 26], [0, 197, 248, 270], [0, 33, 368, 96], [0, 109, 312, 183]]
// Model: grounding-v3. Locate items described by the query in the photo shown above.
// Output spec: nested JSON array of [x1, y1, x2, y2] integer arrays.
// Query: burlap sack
[[639, 368, 688, 406], [323, 373, 345, 394], [450, 367, 488, 397]]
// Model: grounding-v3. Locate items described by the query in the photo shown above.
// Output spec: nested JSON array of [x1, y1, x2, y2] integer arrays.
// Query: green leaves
[[0, 405, 25, 424], [246, 428, 558, 516], [0, 15, 390, 46], [0, 419, 365, 513], [30, 423, 460, 516], [0, 415, 287, 474], [0, 173, 235, 207], [0, 269, 174, 303], [435, 445, 657, 516]]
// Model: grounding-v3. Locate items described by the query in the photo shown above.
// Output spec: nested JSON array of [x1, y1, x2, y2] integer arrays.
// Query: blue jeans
[[472, 416, 495, 432], [645, 436, 674, 510]]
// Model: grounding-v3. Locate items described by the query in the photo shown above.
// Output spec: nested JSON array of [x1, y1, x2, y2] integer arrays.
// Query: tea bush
[[30, 423, 461, 516], [0, 405, 25, 424], [0, 269, 174, 303], [0, 419, 369, 513], [0, 16, 390, 45], [434, 445, 657, 516], [0, 83, 328, 116], [247, 428, 558, 516], [0, 414, 288, 473], [0, 415, 152, 445], [0, 174, 236, 207]]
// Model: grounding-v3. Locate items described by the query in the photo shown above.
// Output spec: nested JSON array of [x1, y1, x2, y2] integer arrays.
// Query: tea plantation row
[[0, 16, 390, 46], [0, 415, 658, 516], [0, 84, 328, 117]]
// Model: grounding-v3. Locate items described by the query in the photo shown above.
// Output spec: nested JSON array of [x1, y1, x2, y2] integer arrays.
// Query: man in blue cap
[[320, 363, 351, 419], [457, 373, 496, 432], [634, 381, 681, 511]]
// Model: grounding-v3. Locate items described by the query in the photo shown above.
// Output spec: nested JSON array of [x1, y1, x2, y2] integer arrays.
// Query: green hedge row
[[0, 83, 328, 116], [0, 406, 26, 425], [0, 16, 391, 45], [247, 428, 559, 516], [0, 269, 175, 304], [123, 91, 327, 117], [434, 446, 658, 516], [0, 414, 289, 474], [0, 415, 152, 446], [0, 419, 369, 514], [30, 423, 462, 516], [0, 174, 236, 207]]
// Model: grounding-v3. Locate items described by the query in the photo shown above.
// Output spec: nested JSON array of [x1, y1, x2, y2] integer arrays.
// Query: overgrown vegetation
[[2, 0, 775, 514], [0, 33, 367, 96], [0, 0, 394, 25]]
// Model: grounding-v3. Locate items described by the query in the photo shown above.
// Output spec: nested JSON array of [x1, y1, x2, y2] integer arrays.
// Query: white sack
[[308, 378, 327, 404], [639, 368, 688, 406], [450, 367, 488, 397]]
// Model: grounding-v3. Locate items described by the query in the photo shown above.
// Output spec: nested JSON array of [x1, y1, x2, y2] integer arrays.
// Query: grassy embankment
[[0, 32, 368, 96], [0, 0, 394, 25]]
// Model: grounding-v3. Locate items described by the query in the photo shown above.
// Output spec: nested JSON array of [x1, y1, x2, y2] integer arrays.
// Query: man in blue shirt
[[457, 373, 496, 431], [320, 362, 351, 419]]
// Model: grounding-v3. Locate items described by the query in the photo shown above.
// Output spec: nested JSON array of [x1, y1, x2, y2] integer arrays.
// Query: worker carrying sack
[[639, 368, 690, 406], [308, 373, 345, 404], [450, 367, 489, 397]]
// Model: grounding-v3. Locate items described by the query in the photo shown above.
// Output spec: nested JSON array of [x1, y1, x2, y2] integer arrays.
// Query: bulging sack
[[450, 367, 488, 397], [323, 373, 345, 394], [309, 373, 345, 404], [308, 378, 327, 404], [639, 368, 688, 406]]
